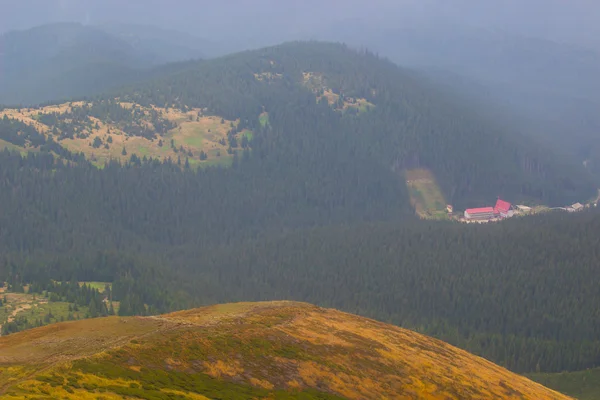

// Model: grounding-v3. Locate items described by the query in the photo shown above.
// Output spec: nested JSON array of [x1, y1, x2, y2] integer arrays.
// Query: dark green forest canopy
[[1, 41, 599, 379], [0, 150, 599, 375], [165, 209, 600, 374], [2, 41, 595, 207], [111, 41, 596, 208]]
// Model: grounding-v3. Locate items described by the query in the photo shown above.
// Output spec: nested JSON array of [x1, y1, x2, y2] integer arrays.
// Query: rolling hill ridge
[[0, 23, 206, 105], [1, 41, 595, 209], [0, 301, 571, 399]]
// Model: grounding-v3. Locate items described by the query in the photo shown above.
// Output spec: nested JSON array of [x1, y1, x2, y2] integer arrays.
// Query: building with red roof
[[494, 198, 512, 217], [464, 207, 495, 220]]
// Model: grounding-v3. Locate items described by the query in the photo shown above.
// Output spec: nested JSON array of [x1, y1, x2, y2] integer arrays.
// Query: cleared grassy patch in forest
[[79, 282, 111, 293], [0, 102, 246, 168], [0, 291, 89, 336], [528, 368, 600, 400], [317, 89, 375, 113], [0, 301, 571, 399], [240, 129, 253, 141], [0, 138, 26, 154], [0, 102, 84, 133], [405, 169, 448, 219], [259, 112, 269, 127], [254, 72, 283, 82], [302, 72, 375, 113]]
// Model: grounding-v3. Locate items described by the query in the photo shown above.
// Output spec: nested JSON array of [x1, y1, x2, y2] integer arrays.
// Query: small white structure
[[571, 203, 584, 211]]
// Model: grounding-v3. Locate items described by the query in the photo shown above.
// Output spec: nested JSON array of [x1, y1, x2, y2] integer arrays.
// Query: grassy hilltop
[[0, 301, 570, 399]]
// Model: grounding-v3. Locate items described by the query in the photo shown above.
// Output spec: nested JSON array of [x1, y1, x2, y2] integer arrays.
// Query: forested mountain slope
[[0, 150, 599, 377], [1, 41, 599, 387], [115, 41, 597, 207], [319, 23, 600, 179], [168, 209, 600, 374], [0, 302, 570, 399], [1, 42, 595, 207], [98, 23, 212, 60]]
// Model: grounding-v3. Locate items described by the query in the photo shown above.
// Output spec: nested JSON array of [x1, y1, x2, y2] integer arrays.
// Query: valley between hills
[[0, 39, 599, 400]]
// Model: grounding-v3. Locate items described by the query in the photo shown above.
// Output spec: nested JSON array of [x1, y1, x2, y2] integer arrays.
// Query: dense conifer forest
[[0, 149, 599, 374], [111, 42, 596, 207], [3, 42, 594, 207], [0, 42, 599, 378]]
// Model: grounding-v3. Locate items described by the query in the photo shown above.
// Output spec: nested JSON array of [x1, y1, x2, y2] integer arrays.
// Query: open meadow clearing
[[0, 289, 89, 336], [405, 168, 448, 219], [0, 102, 250, 168]]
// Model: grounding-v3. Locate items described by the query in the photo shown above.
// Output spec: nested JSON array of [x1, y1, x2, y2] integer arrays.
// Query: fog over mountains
[[2, 1, 599, 175], [2, 3, 600, 398], [2, 0, 600, 51]]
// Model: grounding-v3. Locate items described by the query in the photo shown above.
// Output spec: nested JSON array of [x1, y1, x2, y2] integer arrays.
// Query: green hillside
[[2, 41, 595, 207], [0, 142, 599, 376], [1, 40, 599, 387], [0, 302, 571, 400]]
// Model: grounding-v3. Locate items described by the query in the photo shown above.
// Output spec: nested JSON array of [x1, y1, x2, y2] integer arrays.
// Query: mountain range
[[1, 41, 595, 208], [0, 22, 207, 105], [1, 23, 599, 400]]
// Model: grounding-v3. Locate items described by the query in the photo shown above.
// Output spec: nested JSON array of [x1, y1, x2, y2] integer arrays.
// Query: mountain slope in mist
[[0, 22, 205, 105]]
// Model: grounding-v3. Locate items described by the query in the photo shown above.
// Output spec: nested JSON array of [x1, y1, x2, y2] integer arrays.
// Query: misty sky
[[2, 0, 600, 51]]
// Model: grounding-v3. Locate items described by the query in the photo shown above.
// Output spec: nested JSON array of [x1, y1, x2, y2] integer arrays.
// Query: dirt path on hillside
[[7, 304, 32, 324], [0, 293, 46, 335]]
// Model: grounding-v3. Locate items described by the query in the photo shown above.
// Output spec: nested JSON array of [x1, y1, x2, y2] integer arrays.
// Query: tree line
[[0, 148, 598, 372], [1, 41, 599, 374]]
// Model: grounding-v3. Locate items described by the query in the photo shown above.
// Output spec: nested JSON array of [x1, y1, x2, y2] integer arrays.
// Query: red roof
[[494, 199, 512, 214], [465, 207, 494, 214]]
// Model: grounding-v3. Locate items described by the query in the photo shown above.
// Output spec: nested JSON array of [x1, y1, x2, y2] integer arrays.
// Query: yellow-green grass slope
[[0, 301, 571, 399], [0, 102, 248, 168], [405, 169, 449, 219]]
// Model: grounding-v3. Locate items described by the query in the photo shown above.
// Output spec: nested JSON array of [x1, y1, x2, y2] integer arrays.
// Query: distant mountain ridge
[[0, 22, 207, 105]]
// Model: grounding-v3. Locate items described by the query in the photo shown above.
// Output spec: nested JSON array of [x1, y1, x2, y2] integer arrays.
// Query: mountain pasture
[[405, 168, 448, 218], [0, 103, 242, 167], [78, 282, 111, 293], [0, 290, 88, 337], [302, 71, 374, 113]]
